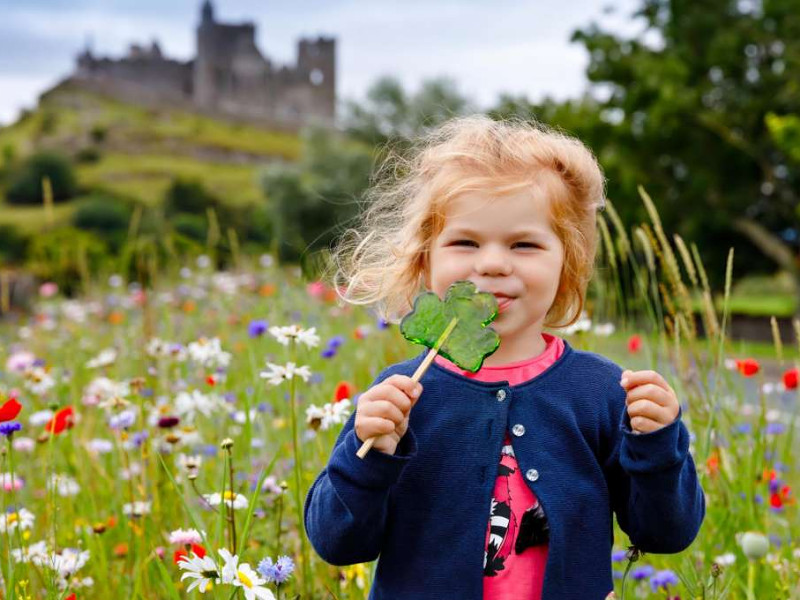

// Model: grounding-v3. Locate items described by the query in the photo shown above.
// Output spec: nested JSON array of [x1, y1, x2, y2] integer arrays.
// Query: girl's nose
[[474, 245, 512, 276]]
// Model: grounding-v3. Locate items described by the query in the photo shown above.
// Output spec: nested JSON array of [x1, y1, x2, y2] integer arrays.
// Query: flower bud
[[739, 531, 769, 559], [220, 438, 234, 450]]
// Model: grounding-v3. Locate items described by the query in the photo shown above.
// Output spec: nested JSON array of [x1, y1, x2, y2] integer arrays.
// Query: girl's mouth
[[496, 297, 514, 313]]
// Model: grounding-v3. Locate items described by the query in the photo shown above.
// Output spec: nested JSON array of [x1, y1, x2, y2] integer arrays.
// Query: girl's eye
[[452, 240, 478, 247], [513, 242, 540, 249]]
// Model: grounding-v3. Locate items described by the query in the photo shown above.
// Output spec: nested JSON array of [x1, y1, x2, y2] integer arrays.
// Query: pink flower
[[39, 282, 59, 297]]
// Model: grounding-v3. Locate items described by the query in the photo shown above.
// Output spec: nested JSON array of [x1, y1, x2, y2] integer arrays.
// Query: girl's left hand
[[619, 369, 680, 434]]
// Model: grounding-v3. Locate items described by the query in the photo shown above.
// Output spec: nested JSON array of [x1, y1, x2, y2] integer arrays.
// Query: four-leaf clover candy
[[356, 280, 500, 458]]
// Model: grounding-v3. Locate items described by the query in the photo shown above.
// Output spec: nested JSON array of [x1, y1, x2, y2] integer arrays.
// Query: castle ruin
[[72, 0, 336, 128]]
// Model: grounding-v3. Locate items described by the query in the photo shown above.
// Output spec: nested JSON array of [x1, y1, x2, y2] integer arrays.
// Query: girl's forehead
[[439, 189, 553, 230]]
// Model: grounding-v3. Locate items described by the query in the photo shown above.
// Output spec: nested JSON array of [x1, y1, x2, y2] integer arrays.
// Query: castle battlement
[[72, 0, 336, 128]]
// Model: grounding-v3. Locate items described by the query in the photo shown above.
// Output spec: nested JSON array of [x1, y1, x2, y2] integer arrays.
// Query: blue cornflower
[[649, 569, 678, 592], [735, 422, 752, 434], [109, 410, 136, 430], [327, 335, 345, 349], [765, 423, 786, 435], [0, 421, 22, 437], [248, 319, 269, 338], [611, 549, 627, 563], [321, 347, 337, 359], [630, 565, 654, 580], [257, 555, 295, 584], [376, 318, 390, 330]]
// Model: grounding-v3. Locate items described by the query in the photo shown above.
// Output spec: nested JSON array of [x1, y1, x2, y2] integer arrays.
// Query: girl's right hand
[[354, 375, 423, 455]]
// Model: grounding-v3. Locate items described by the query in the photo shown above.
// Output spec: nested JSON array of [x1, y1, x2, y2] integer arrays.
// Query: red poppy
[[706, 451, 719, 478], [627, 334, 642, 354], [65, 594, 77, 600], [333, 381, 356, 403], [735, 359, 760, 377], [173, 543, 207, 564], [770, 492, 783, 509], [783, 368, 798, 390], [206, 374, 217, 386], [0, 397, 22, 422], [45, 406, 75, 435]]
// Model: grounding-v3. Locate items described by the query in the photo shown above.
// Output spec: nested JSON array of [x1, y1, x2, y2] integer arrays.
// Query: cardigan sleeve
[[303, 366, 419, 566], [602, 383, 706, 554]]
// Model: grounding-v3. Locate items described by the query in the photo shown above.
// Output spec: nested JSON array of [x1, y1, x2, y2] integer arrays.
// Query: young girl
[[304, 115, 705, 599]]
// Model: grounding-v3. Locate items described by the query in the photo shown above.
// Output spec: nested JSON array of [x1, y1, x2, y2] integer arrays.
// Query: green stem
[[288, 339, 310, 597], [227, 448, 237, 553]]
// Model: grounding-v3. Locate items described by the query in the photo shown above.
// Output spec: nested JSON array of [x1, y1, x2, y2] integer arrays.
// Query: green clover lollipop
[[356, 280, 501, 458]]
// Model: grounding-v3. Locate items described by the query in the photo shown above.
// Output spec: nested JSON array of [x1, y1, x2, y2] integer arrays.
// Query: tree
[[568, 0, 800, 303]]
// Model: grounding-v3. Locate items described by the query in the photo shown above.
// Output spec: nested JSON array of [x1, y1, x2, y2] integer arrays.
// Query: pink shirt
[[434, 332, 564, 600]]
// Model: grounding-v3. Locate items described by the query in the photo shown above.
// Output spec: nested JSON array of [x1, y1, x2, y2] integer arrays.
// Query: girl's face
[[426, 189, 564, 364]]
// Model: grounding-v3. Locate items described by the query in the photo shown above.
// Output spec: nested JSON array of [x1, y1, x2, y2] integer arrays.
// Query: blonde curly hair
[[330, 114, 606, 328]]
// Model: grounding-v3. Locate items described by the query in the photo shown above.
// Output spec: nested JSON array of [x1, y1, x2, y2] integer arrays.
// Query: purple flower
[[321, 347, 337, 359], [649, 569, 678, 592], [108, 410, 136, 430], [248, 320, 269, 338], [377, 318, 390, 330], [735, 423, 752, 434], [0, 421, 22, 437], [769, 478, 782, 494], [611, 549, 627, 563], [257, 555, 295, 584], [630, 565, 654, 580], [327, 335, 345, 349], [131, 430, 149, 447], [612, 569, 624, 579], [765, 423, 786, 435]]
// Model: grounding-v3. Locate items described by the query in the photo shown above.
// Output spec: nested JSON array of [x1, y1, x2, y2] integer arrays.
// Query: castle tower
[[296, 37, 336, 120], [194, 0, 218, 108]]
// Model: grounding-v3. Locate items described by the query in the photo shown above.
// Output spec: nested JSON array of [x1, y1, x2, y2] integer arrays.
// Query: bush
[[26, 227, 108, 295], [72, 196, 132, 233], [163, 178, 218, 216], [90, 124, 108, 144], [75, 146, 102, 164], [0, 224, 29, 262], [5, 151, 78, 205], [172, 213, 207, 242]]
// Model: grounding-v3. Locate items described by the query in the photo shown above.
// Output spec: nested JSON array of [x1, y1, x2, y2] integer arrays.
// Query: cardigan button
[[526, 469, 539, 482], [512, 424, 526, 437], [496, 389, 506, 401]]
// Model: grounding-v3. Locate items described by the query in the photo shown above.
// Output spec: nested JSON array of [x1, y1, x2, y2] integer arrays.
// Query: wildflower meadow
[[0, 190, 799, 599]]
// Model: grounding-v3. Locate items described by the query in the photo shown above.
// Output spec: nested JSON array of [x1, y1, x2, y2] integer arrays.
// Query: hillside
[[0, 79, 302, 232]]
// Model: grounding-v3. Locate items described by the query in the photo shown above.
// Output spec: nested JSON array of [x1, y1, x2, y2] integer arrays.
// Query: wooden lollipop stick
[[356, 317, 458, 459]]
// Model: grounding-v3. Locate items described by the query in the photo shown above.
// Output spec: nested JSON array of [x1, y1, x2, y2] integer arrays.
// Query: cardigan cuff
[[328, 426, 418, 493], [619, 406, 690, 476]]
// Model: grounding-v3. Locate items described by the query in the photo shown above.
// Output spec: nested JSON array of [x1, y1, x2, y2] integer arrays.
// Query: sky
[[0, 0, 645, 126]]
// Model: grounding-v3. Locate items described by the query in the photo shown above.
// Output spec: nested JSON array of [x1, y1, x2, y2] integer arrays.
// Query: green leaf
[[400, 280, 500, 372]]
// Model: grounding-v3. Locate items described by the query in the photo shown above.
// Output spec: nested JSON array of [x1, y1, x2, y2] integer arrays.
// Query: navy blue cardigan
[[304, 340, 706, 599]]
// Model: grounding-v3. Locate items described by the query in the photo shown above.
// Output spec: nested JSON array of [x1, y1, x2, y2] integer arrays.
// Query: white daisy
[[47, 474, 80, 497], [46, 548, 90, 577], [305, 399, 352, 431], [204, 491, 248, 510], [268, 325, 320, 348], [259, 362, 312, 386], [122, 501, 152, 517], [86, 348, 117, 369], [84, 377, 130, 407], [23, 366, 55, 396], [713, 552, 736, 566], [174, 390, 222, 421], [187, 338, 231, 369], [217, 549, 274, 599], [178, 552, 219, 593], [11, 540, 49, 564], [0, 508, 35, 533]]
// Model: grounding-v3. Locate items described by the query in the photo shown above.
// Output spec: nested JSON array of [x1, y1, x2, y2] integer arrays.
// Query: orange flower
[[735, 358, 760, 377], [113, 543, 128, 558], [259, 283, 276, 297], [783, 368, 798, 390], [182, 300, 196, 313], [108, 311, 125, 325], [627, 334, 642, 354], [706, 451, 720, 478]]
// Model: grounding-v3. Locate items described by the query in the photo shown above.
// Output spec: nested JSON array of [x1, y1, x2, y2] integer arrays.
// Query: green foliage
[[261, 126, 373, 263], [72, 195, 133, 233], [0, 223, 29, 262], [75, 146, 102, 164], [343, 76, 474, 146], [5, 151, 78, 205], [163, 177, 219, 216], [400, 280, 500, 372], [172, 212, 208, 242], [90, 123, 108, 144], [26, 227, 108, 295]]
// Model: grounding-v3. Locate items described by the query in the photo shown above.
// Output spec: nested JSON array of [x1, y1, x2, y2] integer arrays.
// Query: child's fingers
[[628, 415, 663, 434], [623, 383, 674, 408], [620, 369, 673, 394], [360, 399, 405, 425], [384, 374, 423, 402]]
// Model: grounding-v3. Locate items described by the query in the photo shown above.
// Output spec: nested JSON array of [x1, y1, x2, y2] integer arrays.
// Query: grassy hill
[[0, 79, 302, 231]]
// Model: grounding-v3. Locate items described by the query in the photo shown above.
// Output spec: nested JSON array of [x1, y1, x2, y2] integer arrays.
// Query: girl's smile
[[426, 188, 565, 365]]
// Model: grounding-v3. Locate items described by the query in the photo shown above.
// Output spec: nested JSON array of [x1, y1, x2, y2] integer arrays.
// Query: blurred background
[[1, 0, 798, 335]]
